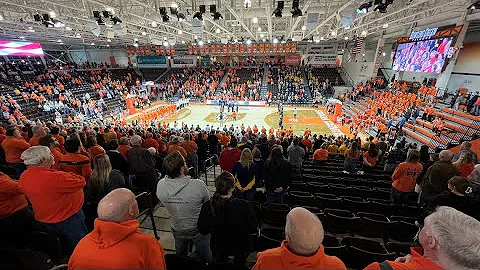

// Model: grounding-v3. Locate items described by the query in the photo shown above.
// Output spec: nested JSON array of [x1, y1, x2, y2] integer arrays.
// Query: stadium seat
[[328, 184, 350, 197], [287, 191, 316, 207], [288, 181, 306, 192], [346, 246, 396, 270], [314, 193, 342, 209], [340, 196, 371, 213], [323, 233, 341, 247], [324, 209, 359, 234], [165, 254, 207, 270], [390, 215, 417, 224], [306, 182, 329, 193], [388, 221, 419, 243], [386, 241, 415, 256], [355, 212, 391, 239], [260, 227, 284, 241], [260, 203, 290, 226]]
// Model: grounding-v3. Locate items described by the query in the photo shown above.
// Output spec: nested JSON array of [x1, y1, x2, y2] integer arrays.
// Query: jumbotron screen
[[392, 37, 452, 74], [0, 40, 44, 56]]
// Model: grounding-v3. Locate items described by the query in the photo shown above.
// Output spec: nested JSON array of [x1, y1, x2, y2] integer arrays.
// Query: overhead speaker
[[278, 1, 284, 9], [210, 5, 216, 14], [199, 5, 206, 13], [191, 18, 203, 33], [33, 14, 42, 21], [93, 11, 101, 19], [113, 23, 127, 36], [102, 11, 111, 18]]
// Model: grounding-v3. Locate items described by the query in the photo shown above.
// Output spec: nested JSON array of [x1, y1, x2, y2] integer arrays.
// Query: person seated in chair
[[69, 188, 166, 269], [365, 206, 480, 270], [253, 207, 346, 269]]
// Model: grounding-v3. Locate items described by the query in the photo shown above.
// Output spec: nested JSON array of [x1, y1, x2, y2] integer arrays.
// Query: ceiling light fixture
[[252, 17, 258, 24], [273, 38, 278, 43], [198, 40, 204, 46], [215, 28, 221, 34], [141, 31, 146, 36], [382, 23, 389, 28], [246, 39, 252, 45], [151, 21, 157, 27]]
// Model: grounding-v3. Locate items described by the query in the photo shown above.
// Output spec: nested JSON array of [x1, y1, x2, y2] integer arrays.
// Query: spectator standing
[[19, 146, 87, 248], [197, 172, 257, 265], [253, 207, 346, 270], [106, 139, 129, 177], [343, 141, 361, 173], [219, 136, 241, 173], [156, 151, 211, 262], [263, 146, 294, 203], [127, 135, 157, 193], [29, 125, 47, 146], [117, 137, 131, 160], [84, 154, 125, 230], [384, 143, 406, 173], [420, 150, 460, 204], [1, 127, 31, 178], [180, 134, 199, 176], [232, 148, 258, 201], [252, 147, 265, 187], [391, 150, 423, 204], [69, 188, 166, 269], [287, 138, 305, 170], [362, 144, 380, 173], [39, 134, 63, 169], [59, 138, 92, 182], [453, 153, 475, 178], [313, 143, 329, 161], [452, 141, 478, 164]]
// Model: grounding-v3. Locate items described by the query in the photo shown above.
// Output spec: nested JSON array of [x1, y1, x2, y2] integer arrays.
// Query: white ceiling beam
[[223, 1, 255, 39], [286, 0, 312, 39], [305, 0, 357, 39]]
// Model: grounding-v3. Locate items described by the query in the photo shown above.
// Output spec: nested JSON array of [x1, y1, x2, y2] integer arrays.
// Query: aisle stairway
[[260, 66, 269, 98]]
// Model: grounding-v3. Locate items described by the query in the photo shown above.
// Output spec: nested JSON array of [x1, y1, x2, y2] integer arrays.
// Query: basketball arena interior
[[1, 0, 480, 269]]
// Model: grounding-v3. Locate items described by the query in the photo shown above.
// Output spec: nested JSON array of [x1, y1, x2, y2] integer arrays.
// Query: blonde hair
[[239, 148, 253, 168], [90, 154, 112, 194]]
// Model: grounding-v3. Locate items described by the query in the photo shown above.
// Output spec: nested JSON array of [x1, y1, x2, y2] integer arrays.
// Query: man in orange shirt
[[68, 188, 166, 269], [167, 136, 187, 158], [313, 144, 329, 161], [39, 135, 63, 169], [117, 137, 132, 159], [51, 126, 66, 154], [141, 132, 159, 151], [29, 125, 47, 146], [253, 207, 346, 269], [180, 134, 199, 176], [1, 127, 31, 178], [58, 138, 92, 182], [365, 206, 480, 270], [301, 136, 312, 151], [19, 146, 87, 248]]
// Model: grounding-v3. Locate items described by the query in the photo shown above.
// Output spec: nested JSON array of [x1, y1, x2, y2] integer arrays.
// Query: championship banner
[[265, 43, 270, 53], [247, 45, 253, 54], [260, 43, 265, 54], [240, 44, 245, 54], [278, 43, 284, 53], [291, 43, 297, 53], [285, 43, 291, 53], [223, 44, 228, 54], [304, 54, 337, 67], [253, 44, 258, 54], [200, 55, 211, 67], [272, 44, 277, 53], [285, 53, 301, 66], [235, 44, 240, 54]]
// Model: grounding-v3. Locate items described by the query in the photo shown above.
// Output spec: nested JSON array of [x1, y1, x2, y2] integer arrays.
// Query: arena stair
[[260, 66, 269, 98], [301, 67, 313, 103], [214, 68, 230, 95]]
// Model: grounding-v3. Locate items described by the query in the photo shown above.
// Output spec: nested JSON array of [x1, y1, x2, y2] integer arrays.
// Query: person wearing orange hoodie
[[68, 188, 166, 270], [253, 207, 346, 270], [1, 127, 31, 178], [18, 146, 87, 248]]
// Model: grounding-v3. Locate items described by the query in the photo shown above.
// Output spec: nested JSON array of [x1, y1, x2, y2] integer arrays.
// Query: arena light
[[252, 17, 258, 24], [19, 36, 25, 39], [291, 0, 302, 18], [361, 30, 368, 37], [107, 38, 111, 42], [90, 42, 95, 45], [142, 31, 146, 36], [163, 41, 169, 47], [133, 43, 138, 47], [382, 52, 386, 56], [382, 23, 389, 28], [178, 29, 183, 35], [170, 4, 178, 15], [181, 40, 185, 44], [260, 33, 264, 38], [215, 28, 221, 34], [49, 11, 56, 18], [301, 25, 306, 31], [246, 39, 252, 45], [0, 14, 3, 21], [244, 0, 251, 8], [273, 38, 278, 43], [344, 36, 349, 40], [198, 40, 204, 46], [357, 2, 373, 14], [151, 21, 158, 27], [272, 1, 284, 18], [257, 26, 262, 31], [57, 39, 62, 43]]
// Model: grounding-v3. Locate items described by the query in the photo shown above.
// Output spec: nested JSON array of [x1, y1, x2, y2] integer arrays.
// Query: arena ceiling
[[0, 0, 476, 48]]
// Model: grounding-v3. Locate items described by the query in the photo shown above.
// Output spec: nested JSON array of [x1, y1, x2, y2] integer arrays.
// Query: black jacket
[[106, 150, 129, 177], [196, 138, 208, 161], [263, 159, 294, 190], [197, 197, 257, 255]]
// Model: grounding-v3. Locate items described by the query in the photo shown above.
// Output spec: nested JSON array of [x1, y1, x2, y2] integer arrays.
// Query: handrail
[[341, 66, 355, 86]]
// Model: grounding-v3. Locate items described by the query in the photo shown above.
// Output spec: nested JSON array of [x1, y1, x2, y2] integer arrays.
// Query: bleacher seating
[[140, 68, 167, 82]]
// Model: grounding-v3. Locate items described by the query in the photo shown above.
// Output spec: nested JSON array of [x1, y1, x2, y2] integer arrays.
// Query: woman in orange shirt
[[362, 144, 380, 174], [391, 149, 423, 204]]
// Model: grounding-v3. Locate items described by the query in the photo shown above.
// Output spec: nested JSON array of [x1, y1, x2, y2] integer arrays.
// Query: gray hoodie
[[156, 175, 210, 232]]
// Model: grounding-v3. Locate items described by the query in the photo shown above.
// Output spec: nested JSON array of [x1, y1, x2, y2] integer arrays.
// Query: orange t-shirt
[[253, 241, 346, 270], [142, 138, 160, 150], [53, 134, 66, 154], [180, 140, 198, 155], [58, 153, 92, 182], [365, 247, 442, 270], [313, 149, 329, 161], [68, 219, 166, 270], [0, 173, 28, 218], [18, 167, 85, 223], [302, 139, 312, 150], [117, 145, 132, 159], [392, 162, 423, 192], [1, 136, 31, 163], [167, 144, 188, 157]]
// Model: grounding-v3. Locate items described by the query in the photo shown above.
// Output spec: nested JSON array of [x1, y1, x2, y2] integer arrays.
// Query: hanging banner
[[285, 53, 302, 66], [170, 55, 196, 67], [304, 54, 337, 67], [199, 55, 211, 67], [137, 56, 168, 68]]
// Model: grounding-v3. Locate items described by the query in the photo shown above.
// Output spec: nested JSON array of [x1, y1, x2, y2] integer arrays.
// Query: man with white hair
[[127, 135, 157, 192], [365, 206, 480, 269], [253, 207, 346, 269], [452, 141, 478, 164], [29, 125, 47, 146], [68, 188, 166, 269], [18, 146, 87, 248], [420, 150, 460, 204]]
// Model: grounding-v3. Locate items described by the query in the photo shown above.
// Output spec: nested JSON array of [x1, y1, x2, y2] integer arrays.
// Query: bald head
[[97, 188, 139, 223], [285, 207, 324, 256]]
